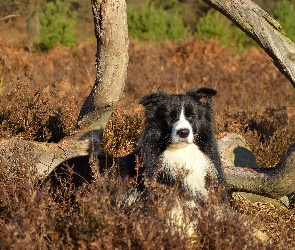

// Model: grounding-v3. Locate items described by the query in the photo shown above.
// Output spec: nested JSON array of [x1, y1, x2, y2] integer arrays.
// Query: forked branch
[[0, 0, 129, 175]]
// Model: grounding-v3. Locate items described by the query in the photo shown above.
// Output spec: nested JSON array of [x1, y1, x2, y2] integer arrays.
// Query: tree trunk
[[76, 0, 129, 135], [0, 0, 129, 176]]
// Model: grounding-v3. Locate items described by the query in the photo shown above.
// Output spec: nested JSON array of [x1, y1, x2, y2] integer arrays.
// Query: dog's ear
[[186, 88, 217, 106], [139, 92, 168, 116]]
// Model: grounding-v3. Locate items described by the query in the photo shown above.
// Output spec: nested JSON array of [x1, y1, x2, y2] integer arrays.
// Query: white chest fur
[[160, 143, 216, 198]]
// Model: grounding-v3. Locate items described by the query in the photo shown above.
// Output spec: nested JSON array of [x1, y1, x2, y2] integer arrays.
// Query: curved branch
[[204, 0, 295, 87], [0, 0, 129, 176], [0, 14, 20, 21], [218, 132, 295, 200], [76, 0, 129, 139]]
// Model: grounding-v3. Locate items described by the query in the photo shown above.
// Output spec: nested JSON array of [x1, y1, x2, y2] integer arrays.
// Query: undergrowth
[[0, 157, 274, 249], [0, 80, 74, 142], [0, 38, 294, 248]]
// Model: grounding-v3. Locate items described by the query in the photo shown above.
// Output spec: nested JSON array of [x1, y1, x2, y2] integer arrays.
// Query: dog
[[137, 87, 227, 234], [138, 87, 226, 200], [45, 88, 227, 205]]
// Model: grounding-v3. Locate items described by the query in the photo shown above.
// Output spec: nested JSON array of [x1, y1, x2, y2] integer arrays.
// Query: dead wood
[[205, 0, 295, 202], [218, 133, 294, 201]]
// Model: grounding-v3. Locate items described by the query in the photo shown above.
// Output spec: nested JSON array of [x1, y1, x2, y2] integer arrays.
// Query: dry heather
[[0, 160, 275, 249], [1, 19, 295, 248]]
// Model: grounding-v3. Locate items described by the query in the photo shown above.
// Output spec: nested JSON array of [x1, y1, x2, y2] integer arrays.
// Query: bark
[[76, 0, 129, 134], [204, 0, 295, 87]]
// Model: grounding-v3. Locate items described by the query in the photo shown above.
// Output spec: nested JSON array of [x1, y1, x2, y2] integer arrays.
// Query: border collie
[[138, 87, 226, 200], [46, 88, 226, 204]]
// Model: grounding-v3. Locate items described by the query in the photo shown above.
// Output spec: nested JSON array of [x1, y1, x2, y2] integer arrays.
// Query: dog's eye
[[166, 116, 175, 122], [187, 115, 195, 121], [166, 111, 177, 122]]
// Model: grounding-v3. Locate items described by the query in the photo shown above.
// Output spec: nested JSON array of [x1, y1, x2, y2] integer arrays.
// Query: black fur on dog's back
[[45, 153, 139, 190]]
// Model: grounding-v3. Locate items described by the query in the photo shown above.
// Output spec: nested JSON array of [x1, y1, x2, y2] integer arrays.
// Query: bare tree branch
[[200, 0, 295, 202], [224, 143, 295, 199], [203, 0, 295, 87]]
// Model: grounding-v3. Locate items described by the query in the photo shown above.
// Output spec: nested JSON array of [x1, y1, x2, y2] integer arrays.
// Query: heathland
[[0, 1, 295, 248]]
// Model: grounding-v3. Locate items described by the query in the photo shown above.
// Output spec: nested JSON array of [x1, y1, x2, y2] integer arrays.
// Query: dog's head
[[139, 88, 217, 148]]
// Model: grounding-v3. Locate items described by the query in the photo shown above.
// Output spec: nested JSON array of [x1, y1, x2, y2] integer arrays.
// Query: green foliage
[[195, 10, 256, 51], [272, 0, 295, 42], [151, 0, 183, 13], [196, 11, 231, 45], [127, 3, 189, 43], [38, 0, 77, 50]]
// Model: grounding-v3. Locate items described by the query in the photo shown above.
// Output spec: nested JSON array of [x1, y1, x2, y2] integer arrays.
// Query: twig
[[0, 57, 5, 90], [0, 14, 20, 21]]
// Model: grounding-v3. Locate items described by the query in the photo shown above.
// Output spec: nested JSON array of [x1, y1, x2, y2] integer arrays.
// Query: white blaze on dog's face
[[170, 106, 194, 146]]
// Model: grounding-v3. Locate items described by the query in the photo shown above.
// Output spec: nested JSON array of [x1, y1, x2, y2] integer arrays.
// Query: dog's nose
[[177, 128, 190, 138]]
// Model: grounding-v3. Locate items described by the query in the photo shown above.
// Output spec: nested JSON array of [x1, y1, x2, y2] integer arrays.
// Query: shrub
[[196, 11, 231, 44], [272, 0, 295, 42], [127, 3, 188, 43], [38, 0, 77, 50], [195, 10, 256, 51], [0, 81, 69, 142]]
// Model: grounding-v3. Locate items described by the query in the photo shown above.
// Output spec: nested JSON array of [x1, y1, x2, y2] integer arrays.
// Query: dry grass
[[0, 19, 295, 248]]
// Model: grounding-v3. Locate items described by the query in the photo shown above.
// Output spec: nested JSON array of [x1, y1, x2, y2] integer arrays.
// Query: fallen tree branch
[[225, 142, 295, 199]]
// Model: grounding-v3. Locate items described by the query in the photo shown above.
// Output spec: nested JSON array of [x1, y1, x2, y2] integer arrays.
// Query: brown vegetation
[[0, 17, 295, 248]]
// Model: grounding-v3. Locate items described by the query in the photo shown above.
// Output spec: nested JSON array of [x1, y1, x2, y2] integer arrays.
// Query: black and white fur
[[139, 88, 226, 200]]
